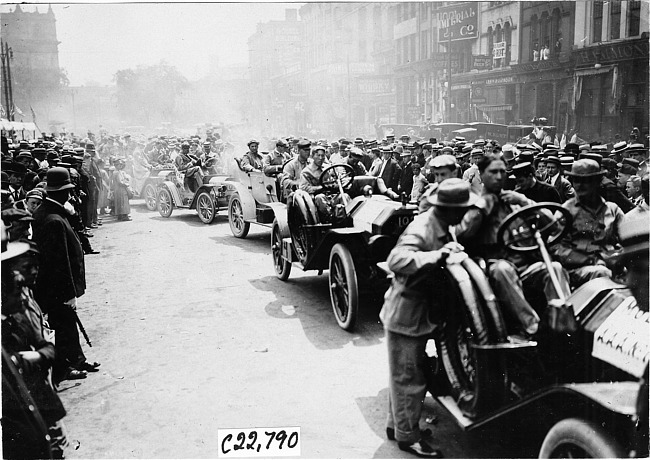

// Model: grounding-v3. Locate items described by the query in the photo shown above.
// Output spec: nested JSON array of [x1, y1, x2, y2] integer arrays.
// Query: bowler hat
[[426, 178, 478, 208], [565, 159, 603, 178], [601, 158, 618, 171], [45, 167, 76, 192]]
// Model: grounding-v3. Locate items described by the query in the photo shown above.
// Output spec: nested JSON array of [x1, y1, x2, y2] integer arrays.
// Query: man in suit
[[379, 147, 402, 192], [544, 156, 574, 202], [513, 162, 561, 203], [32, 167, 99, 384]]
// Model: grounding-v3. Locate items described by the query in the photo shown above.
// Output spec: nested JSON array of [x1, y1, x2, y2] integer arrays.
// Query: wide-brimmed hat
[[565, 159, 604, 178], [611, 141, 628, 155], [45, 167, 76, 192], [427, 178, 478, 207]]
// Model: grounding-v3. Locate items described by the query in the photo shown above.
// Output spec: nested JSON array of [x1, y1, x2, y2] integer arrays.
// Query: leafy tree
[[113, 61, 188, 126]]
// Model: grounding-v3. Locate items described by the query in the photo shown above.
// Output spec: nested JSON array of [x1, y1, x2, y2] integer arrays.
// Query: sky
[[1, 2, 299, 86]]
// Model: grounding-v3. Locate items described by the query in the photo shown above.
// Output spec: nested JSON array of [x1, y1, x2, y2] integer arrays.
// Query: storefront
[[572, 38, 649, 141]]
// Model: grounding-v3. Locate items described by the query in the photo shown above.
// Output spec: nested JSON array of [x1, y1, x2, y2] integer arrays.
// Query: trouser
[[569, 265, 612, 288], [87, 186, 98, 224], [314, 193, 350, 222], [385, 330, 430, 444], [47, 304, 86, 382]]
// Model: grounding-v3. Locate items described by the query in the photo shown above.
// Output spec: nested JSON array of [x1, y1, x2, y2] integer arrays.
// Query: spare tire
[[288, 190, 319, 263]]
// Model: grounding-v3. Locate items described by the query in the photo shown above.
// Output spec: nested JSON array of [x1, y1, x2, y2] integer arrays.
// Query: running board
[[438, 396, 474, 429]]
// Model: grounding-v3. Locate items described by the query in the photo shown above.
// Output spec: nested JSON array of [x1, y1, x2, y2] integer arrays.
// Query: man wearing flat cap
[[544, 155, 574, 202], [381, 179, 476, 458], [32, 167, 99, 383], [280, 139, 311, 197], [241, 139, 264, 173], [512, 162, 561, 203], [263, 139, 290, 176], [551, 159, 625, 287]]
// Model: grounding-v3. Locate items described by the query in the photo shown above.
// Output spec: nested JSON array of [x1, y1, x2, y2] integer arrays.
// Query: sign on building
[[358, 77, 391, 95], [472, 55, 492, 70], [431, 53, 460, 70], [437, 3, 479, 42], [493, 41, 506, 60]]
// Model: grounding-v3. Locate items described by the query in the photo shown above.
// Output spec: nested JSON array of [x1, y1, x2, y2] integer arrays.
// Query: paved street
[[59, 199, 536, 459]]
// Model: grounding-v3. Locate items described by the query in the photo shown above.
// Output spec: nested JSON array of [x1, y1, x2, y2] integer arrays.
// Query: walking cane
[[74, 310, 93, 347]]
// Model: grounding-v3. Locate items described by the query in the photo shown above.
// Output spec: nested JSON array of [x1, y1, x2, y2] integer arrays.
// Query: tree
[[113, 61, 188, 127]]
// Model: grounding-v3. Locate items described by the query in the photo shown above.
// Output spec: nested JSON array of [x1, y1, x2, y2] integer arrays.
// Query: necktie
[[379, 160, 387, 178]]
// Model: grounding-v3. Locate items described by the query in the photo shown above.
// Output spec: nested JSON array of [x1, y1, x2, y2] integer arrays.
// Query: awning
[[451, 127, 478, 135], [574, 65, 615, 77], [477, 104, 513, 112], [0, 120, 36, 131]]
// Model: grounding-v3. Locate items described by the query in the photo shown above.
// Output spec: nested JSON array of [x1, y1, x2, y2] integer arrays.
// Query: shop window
[[610, 2, 621, 40], [592, 2, 603, 43], [628, 0, 641, 36]]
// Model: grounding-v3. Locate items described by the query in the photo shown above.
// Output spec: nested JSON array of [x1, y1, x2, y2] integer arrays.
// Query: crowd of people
[[1, 124, 649, 458]]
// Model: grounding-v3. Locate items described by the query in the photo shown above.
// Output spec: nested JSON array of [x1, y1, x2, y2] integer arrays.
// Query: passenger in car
[[280, 139, 311, 196], [263, 139, 290, 176], [551, 159, 625, 287], [240, 139, 264, 173]]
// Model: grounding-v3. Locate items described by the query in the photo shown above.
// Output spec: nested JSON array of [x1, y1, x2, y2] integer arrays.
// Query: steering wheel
[[497, 202, 572, 253], [319, 163, 355, 192]]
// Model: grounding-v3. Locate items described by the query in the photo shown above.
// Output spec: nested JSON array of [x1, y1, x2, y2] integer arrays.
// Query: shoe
[[64, 369, 87, 381], [96, 221, 103, 226], [85, 250, 101, 255], [398, 439, 443, 458], [83, 232, 94, 238], [90, 224, 98, 229], [386, 428, 432, 442], [78, 361, 101, 372]]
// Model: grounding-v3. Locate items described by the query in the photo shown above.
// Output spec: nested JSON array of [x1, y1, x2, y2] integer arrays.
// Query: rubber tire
[[461, 258, 507, 342], [539, 418, 626, 458], [228, 194, 250, 238], [157, 188, 174, 218], [329, 243, 359, 331], [271, 220, 291, 281], [196, 191, 216, 224], [288, 190, 318, 262], [437, 263, 491, 418], [143, 183, 157, 211]]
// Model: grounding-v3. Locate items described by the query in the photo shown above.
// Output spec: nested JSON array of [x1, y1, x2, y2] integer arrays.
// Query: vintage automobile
[[271, 164, 419, 331], [226, 156, 287, 238], [137, 166, 177, 211], [155, 169, 235, 224], [402, 203, 648, 458]]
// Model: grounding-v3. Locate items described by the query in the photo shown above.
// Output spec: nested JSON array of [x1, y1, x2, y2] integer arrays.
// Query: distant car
[[156, 170, 235, 224], [225, 156, 288, 238], [271, 164, 419, 330], [137, 166, 177, 211]]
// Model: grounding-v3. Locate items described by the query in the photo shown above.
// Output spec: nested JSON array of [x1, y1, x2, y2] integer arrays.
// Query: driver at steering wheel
[[455, 154, 571, 336], [299, 145, 350, 223]]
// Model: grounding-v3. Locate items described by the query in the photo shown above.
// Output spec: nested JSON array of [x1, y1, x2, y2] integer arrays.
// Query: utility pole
[[1, 41, 15, 121], [447, 30, 452, 123]]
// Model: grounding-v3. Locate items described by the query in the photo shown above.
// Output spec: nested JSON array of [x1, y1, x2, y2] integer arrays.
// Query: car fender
[[265, 202, 289, 236], [160, 180, 181, 206], [227, 181, 256, 221], [189, 185, 218, 210]]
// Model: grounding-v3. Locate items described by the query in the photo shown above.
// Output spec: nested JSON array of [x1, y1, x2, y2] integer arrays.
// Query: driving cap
[[430, 154, 457, 169], [276, 139, 288, 148], [311, 145, 326, 154], [297, 139, 311, 149], [350, 148, 364, 159], [601, 158, 618, 171], [247, 139, 259, 146], [426, 178, 478, 207], [1, 208, 34, 224], [25, 189, 44, 201]]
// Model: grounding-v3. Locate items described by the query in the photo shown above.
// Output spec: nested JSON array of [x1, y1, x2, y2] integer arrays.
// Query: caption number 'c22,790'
[[218, 427, 300, 457]]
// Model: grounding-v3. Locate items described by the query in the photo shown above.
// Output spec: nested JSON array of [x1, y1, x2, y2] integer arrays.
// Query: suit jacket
[[32, 199, 86, 311], [599, 177, 634, 213], [518, 179, 561, 204], [549, 174, 575, 203], [380, 159, 402, 191]]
